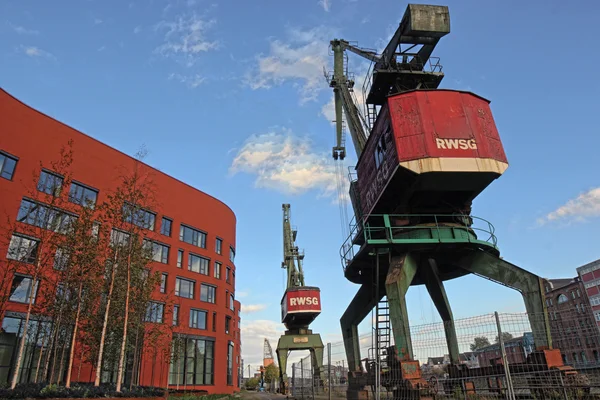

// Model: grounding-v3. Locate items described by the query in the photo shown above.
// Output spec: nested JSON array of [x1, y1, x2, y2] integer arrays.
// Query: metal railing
[[340, 214, 498, 271]]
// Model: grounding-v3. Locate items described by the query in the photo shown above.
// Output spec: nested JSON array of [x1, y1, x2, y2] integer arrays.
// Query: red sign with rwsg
[[284, 289, 321, 314]]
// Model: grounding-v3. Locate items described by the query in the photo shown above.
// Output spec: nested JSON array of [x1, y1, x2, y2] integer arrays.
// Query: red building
[[577, 260, 600, 327], [543, 277, 600, 366], [0, 89, 241, 392]]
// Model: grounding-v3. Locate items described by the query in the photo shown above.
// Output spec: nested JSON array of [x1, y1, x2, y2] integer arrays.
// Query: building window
[[227, 341, 234, 385], [188, 254, 209, 275], [173, 305, 179, 326], [226, 267, 231, 283], [229, 246, 235, 262], [225, 316, 231, 334], [110, 229, 130, 247], [189, 309, 207, 329], [7, 234, 39, 264], [160, 273, 168, 293], [576, 304, 580, 313], [37, 170, 63, 196], [230, 294, 235, 311], [577, 289, 581, 298], [123, 203, 156, 230], [212, 312, 217, 332], [150, 241, 169, 264], [92, 222, 101, 239], [216, 238, 222, 255], [17, 199, 77, 234], [595, 311, 600, 322], [177, 249, 184, 268], [558, 294, 569, 304], [54, 247, 69, 270], [145, 302, 164, 323], [169, 337, 214, 385], [571, 291, 576, 299], [161, 217, 172, 237], [582, 303, 586, 312], [9, 275, 38, 304], [179, 225, 206, 248], [214, 262, 221, 279], [69, 181, 98, 208], [200, 284, 216, 304], [0, 152, 17, 180], [175, 277, 194, 299]]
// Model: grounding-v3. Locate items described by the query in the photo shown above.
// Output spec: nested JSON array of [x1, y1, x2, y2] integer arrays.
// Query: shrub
[[0, 382, 165, 399]]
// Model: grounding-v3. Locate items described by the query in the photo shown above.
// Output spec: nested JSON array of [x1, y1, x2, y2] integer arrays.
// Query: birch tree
[[6, 142, 75, 389]]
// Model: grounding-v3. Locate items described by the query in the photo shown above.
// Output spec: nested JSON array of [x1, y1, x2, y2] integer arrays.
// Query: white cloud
[[168, 72, 206, 88], [237, 290, 249, 298], [19, 46, 55, 60], [539, 187, 600, 225], [318, 0, 331, 11], [230, 129, 338, 197], [243, 304, 267, 313], [241, 320, 284, 367], [94, 18, 103, 25], [97, 45, 106, 52], [246, 26, 334, 104], [154, 12, 218, 67], [134, 25, 142, 34], [10, 24, 39, 35]]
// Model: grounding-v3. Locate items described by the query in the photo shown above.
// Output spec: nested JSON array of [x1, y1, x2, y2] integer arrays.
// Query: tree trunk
[[56, 326, 71, 384], [94, 252, 118, 386], [48, 314, 63, 384], [33, 323, 49, 383], [65, 282, 83, 388], [115, 255, 131, 392], [130, 325, 140, 390], [10, 274, 37, 389]]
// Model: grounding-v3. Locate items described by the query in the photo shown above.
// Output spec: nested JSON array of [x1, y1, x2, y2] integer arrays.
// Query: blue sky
[[2, 0, 600, 369]]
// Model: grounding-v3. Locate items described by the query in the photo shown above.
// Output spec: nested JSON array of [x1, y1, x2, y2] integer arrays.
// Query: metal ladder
[[376, 297, 391, 371]]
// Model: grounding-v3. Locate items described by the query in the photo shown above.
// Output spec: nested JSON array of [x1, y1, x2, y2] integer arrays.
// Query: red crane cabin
[[355, 89, 509, 219]]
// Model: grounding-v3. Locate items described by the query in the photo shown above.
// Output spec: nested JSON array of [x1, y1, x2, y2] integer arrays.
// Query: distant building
[[544, 276, 600, 365], [577, 260, 600, 325], [476, 333, 534, 366]]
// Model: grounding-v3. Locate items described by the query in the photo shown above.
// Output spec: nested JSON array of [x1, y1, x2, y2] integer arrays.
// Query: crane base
[[276, 331, 324, 395]]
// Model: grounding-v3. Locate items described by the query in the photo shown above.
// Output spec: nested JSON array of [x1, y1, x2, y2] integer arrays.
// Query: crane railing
[[340, 214, 498, 271]]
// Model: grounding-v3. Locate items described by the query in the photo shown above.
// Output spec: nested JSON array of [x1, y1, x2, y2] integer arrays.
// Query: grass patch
[[0, 382, 165, 399]]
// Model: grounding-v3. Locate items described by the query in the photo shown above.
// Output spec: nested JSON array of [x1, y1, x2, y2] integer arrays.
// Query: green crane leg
[[385, 253, 419, 361], [276, 347, 288, 390], [421, 258, 460, 365], [457, 251, 552, 348], [340, 282, 383, 372], [276, 333, 325, 393]]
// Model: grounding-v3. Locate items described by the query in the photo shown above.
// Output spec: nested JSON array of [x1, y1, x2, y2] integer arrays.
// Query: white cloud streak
[[246, 27, 333, 104], [10, 24, 39, 35], [154, 12, 218, 67], [242, 304, 268, 313], [318, 0, 331, 11], [19, 46, 55, 60], [134, 25, 142, 34], [539, 187, 600, 225], [230, 129, 337, 197], [168, 72, 205, 88]]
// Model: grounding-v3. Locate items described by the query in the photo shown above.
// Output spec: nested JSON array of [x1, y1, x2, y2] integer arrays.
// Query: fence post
[[328, 343, 332, 400], [495, 311, 516, 400], [292, 362, 296, 397], [301, 358, 305, 400]]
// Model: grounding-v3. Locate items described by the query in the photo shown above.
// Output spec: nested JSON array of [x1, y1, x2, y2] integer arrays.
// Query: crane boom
[[282, 204, 304, 289]]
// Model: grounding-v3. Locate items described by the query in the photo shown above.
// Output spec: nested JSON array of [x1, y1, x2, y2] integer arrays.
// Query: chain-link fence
[[289, 308, 600, 399]]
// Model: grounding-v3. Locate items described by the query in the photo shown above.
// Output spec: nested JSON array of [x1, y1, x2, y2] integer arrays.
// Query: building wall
[[578, 260, 600, 329], [0, 89, 240, 393], [544, 277, 600, 366]]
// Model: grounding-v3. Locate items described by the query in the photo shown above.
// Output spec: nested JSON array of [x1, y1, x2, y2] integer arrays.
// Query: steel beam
[[421, 258, 460, 364], [385, 252, 419, 360], [340, 281, 383, 372], [276, 333, 325, 392], [457, 251, 552, 348]]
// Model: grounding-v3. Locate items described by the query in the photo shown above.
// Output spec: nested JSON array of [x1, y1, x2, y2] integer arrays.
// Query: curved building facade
[[0, 89, 241, 393]]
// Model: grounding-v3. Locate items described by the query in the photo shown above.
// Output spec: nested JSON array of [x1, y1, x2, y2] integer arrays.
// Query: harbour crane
[[275, 204, 324, 394]]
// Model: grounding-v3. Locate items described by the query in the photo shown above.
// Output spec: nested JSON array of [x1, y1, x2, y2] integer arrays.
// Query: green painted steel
[[385, 253, 418, 361], [276, 333, 325, 391]]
